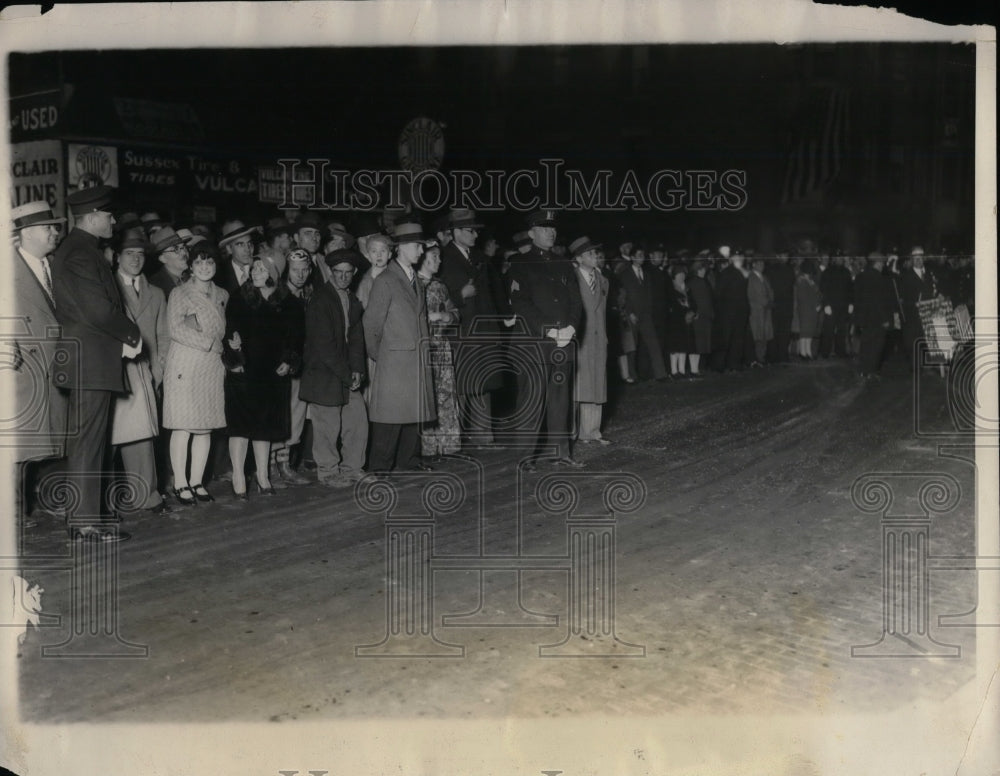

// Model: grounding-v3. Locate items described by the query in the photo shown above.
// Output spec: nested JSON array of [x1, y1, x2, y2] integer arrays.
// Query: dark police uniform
[[507, 239, 583, 463], [52, 185, 141, 536]]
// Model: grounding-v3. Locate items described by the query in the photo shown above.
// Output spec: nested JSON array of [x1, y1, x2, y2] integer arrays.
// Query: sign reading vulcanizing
[[398, 117, 445, 173], [9, 139, 64, 215]]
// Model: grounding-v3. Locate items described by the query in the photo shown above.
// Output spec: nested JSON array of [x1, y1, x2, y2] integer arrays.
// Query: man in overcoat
[[51, 185, 142, 541], [714, 253, 751, 372], [8, 201, 70, 519], [570, 236, 611, 445], [363, 222, 436, 473], [898, 247, 939, 365], [111, 233, 171, 513], [819, 255, 854, 358], [299, 249, 368, 487], [438, 208, 504, 445], [617, 246, 668, 381], [854, 252, 895, 379]]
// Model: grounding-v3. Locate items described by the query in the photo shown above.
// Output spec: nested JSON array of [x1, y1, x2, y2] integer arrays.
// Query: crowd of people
[[8, 187, 974, 542]]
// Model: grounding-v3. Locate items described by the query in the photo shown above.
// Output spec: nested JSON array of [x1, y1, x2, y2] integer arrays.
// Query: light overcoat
[[111, 273, 169, 445], [573, 265, 609, 404], [363, 260, 436, 424]]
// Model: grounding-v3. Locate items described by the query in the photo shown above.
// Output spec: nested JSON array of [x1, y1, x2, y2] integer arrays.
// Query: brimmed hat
[[140, 211, 168, 231], [352, 213, 383, 241], [294, 211, 324, 232], [392, 222, 426, 245], [265, 216, 296, 238], [67, 185, 115, 216], [324, 248, 364, 271], [569, 236, 602, 257], [326, 221, 356, 249], [447, 208, 483, 230], [118, 234, 151, 253], [113, 211, 142, 234], [176, 227, 208, 249], [432, 212, 452, 235], [526, 209, 558, 229], [11, 200, 66, 230], [513, 231, 531, 248], [150, 226, 185, 254], [218, 220, 261, 248]]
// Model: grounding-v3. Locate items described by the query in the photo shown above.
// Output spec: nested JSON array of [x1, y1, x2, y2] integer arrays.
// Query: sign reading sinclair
[[397, 117, 445, 173], [9, 139, 64, 214]]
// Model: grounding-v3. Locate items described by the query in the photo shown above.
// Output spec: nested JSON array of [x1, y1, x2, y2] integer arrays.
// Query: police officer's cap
[[526, 209, 558, 229], [67, 185, 116, 215]]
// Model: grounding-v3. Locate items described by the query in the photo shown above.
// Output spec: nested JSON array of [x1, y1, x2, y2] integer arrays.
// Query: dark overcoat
[[299, 282, 365, 407]]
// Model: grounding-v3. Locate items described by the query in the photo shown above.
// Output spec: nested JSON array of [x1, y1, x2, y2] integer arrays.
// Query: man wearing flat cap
[[299, 249, 368, 487], [8, 201, 71, 519], [506, 209, 584, 469], [438, 208, 504, 446], [51, 185, 142, 541]]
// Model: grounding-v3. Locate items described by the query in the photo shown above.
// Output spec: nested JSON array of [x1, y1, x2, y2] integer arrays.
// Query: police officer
[[507, 209, 584, 470], [52, 185, 142, 542]]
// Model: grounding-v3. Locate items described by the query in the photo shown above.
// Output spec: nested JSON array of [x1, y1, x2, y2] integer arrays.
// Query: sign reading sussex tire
[[9, 139, 64, 214]]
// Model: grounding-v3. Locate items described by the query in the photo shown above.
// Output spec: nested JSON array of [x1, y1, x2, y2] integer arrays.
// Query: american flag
[[781, 85, 851, 204]]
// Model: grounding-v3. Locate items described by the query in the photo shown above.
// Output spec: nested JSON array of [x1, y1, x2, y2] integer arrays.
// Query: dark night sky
[[8, 43, 979, 250]]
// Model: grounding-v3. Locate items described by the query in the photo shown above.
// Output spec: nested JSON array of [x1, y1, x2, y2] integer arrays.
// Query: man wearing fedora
[[111, 233, 171, 514], [507, 209, 584, 469], [323, 221, 355, 255], [363, 222, 436, 474], [292, 211, 327, 286], [8, 201, 71, 521], [259, 216, 296, 283], [51, 185, 142, 541], [570, 236, 611, 446], [299, 249, 368, 487], [439, 208, 504, 446], [216, 220, 260, 295], [148, 226, 191, 299]]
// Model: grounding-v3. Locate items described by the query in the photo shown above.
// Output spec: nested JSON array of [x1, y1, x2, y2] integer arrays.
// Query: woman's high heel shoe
[[232, 486, 249, 502], [254, 477, 276, 496], [173, 486, 197, 506], [190, 483, 214, 503]]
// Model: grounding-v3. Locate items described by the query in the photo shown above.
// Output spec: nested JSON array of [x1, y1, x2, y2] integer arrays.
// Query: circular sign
[[74, 146, 112, 185], [398, 117, 445, 173]]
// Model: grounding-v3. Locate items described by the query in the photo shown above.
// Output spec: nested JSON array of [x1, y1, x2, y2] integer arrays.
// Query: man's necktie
[[587, 271, 597, 295], [41, 257, 55, 306], [637, 267, 644, 283], [132, 276, 141, 299]]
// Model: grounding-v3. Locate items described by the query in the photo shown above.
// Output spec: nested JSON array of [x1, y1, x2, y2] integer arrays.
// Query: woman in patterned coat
[[417, 242, 461, 458], [163, 247, 229, 505]]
